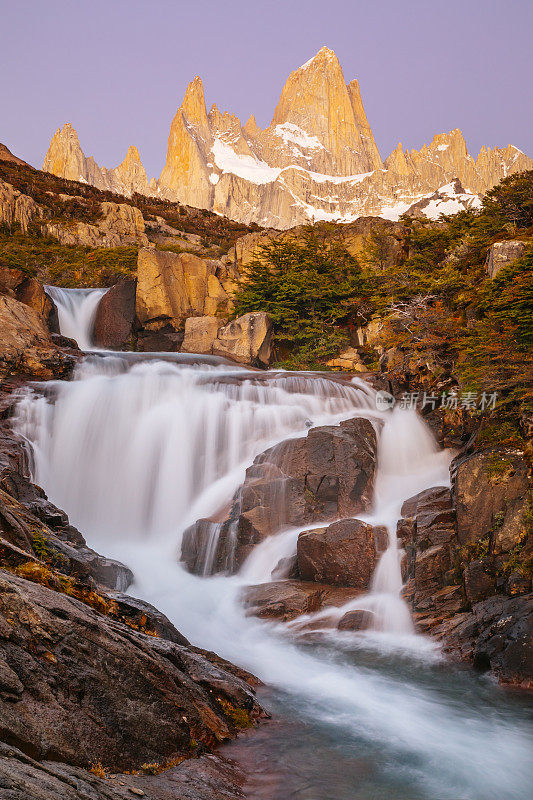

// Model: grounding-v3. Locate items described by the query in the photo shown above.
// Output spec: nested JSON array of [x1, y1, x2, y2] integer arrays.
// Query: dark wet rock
[[451, 450, 529, 551], [397, 486, 458, 611], [463, 560, 495, 604], [400, 476, 533, 685], [436, 594, 533, 686], [181, 518, 223, 576], [190, 417, 377, 575], [337, 609, 373, 631], [137, 326, 184, 352], [264, 418, 377, 520], [400, 486, 454, 523], [271, 554, 298, 580], [242, 580, 323, 621], [107, 592, 190, 645], [242, 580, 360, 622], [93, 280, 136, 349], [297, 519, 388, 588], [0, 570, 263, 772], [50, 332, 79, 349]]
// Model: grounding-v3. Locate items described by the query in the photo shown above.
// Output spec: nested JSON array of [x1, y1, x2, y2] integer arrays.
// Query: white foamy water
[[12, 354, 533, 800], [45, 286, 107, 349]]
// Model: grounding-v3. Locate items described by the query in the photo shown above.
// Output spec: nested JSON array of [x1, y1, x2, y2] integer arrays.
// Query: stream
[[11, 288, 533, 800]]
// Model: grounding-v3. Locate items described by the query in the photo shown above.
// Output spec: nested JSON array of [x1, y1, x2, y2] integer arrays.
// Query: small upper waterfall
[[45, 286, 108, 350]]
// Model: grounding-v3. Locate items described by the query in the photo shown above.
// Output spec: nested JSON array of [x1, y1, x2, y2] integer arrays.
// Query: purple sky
[[1, 0, 532, 179]]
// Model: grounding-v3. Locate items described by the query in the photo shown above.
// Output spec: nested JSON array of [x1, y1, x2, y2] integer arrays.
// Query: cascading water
[[45, 286, 107, 349], [12, 353, 533, 800]]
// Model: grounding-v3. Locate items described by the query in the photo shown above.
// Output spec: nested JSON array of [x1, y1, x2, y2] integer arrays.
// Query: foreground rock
[[0, 571, 262, 771], [182, 418, 377, 573], [0, 740, 246, 800], [297, 519, 388, 588]]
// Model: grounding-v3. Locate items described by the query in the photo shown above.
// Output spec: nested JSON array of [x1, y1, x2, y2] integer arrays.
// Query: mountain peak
[[269, 46, 380, 174], [123, 145, 141, 163], [300, 46, 338, 70], [180, 76, 208, 131], [243, 114, 260, 137], [57, 122, 81, 143]]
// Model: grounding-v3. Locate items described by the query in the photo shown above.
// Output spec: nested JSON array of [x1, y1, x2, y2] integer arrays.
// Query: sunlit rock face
[[43, 123, 150, 197], [43, 48, 533, 228]]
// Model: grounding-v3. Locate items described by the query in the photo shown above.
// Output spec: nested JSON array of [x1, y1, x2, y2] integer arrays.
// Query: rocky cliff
[[43, 124, 151, 198], [42, 47, 532, 228]]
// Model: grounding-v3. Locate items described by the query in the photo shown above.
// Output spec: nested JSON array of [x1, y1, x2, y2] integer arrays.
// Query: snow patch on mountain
[[212, 138, 282, 185], [274, 123, 324, 152]]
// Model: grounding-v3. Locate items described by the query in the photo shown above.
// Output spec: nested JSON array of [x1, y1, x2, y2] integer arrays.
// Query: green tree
[[233, 232, 369, 367]]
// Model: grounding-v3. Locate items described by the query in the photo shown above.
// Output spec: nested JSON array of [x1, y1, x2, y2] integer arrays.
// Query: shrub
[[233, 231, 370, 366]]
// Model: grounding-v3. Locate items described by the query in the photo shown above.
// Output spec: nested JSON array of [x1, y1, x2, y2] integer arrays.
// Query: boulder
[[181, 518, 224, 575], [485, 240, 526, 279], [0, 269, 57, 333], [451, 450, 529, 551], [0, 266, 25, 292], [265, 417, 377, 519], [181, 315, 224, 355], [337, 609, 373, 631], [93, 280, 136, 348], [297, 519, 388, 588], [190, 417, 377, 574], [242, 580, 360, 622], [0, 571, 262, 771], [242, 580, 324, 621], [213, 312, 273, 367], [397, 486, 459, 612]]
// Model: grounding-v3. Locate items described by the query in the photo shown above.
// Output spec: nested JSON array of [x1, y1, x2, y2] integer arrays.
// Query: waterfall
[[14, 356, 372, 544], [45, 286, 108, 349], [12, 357, 448, 634], [11, 354, 533, 800]]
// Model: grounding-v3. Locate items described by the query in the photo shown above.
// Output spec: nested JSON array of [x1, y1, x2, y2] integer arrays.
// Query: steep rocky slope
[[42, 47, 532, 228]]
